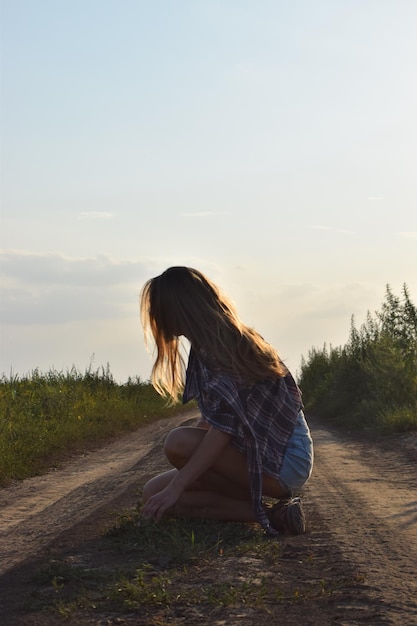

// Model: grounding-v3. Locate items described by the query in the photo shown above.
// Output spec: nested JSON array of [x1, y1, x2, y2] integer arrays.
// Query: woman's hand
[[142, 484, 182, 522], [142, 427, 232, 523]]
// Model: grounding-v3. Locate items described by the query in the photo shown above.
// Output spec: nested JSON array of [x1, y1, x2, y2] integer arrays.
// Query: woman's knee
[[164, 427, 204, 463]]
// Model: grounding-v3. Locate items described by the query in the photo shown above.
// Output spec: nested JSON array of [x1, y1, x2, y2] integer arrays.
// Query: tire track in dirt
[[0, 412, 198, 577], [307, 418, 417, 625], [1, 412, 416, 625]]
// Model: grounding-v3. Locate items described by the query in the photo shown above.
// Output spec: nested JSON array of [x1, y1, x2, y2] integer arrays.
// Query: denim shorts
[[279, 411, 314, 495]]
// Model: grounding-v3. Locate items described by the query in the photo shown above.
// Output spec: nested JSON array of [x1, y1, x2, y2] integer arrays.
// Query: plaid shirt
[[183, 348, 303, 535]]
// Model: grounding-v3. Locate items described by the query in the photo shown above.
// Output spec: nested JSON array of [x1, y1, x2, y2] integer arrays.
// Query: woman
[[140, 266, 313, 535]]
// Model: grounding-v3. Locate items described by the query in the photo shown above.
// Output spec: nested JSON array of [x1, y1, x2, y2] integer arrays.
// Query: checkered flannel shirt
[[183, 348, 303, 535]]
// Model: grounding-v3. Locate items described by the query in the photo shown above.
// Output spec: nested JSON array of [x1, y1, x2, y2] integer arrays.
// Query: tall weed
[[0, 366, 190, 485], [298, 284, 417, 432]]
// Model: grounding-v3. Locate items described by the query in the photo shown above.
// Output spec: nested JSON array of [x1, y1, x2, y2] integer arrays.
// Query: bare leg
[[142, 470, 257, 522], [141, 426, 290, 525], [175, 490, 257, 523], [163, 426, 289, 500], [142, 468, 248, 504]]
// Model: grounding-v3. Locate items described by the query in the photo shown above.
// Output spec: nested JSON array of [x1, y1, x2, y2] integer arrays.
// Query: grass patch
[[25, 508, 360, 623], [379, 405, 417, 433], [0, 366, 192, 485]]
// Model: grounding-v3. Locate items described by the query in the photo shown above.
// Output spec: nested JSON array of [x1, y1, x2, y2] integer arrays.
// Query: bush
[[298, 284, 417, 432]]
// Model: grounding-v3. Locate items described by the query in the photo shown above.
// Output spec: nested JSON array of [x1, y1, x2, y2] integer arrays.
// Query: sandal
[[266, 497, 306, 535]]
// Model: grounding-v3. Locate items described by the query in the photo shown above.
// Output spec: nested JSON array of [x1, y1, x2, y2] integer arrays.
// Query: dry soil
[[0, 411, 416, 625]]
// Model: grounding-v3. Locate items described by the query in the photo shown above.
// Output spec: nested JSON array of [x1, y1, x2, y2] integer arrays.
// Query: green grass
[[27, 508, 355, 623], [0, 366, 191, 485]]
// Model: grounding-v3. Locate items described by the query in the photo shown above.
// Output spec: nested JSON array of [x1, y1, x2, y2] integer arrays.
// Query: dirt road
[[308, 418, 417, 623], [0, 411, 416, 625]]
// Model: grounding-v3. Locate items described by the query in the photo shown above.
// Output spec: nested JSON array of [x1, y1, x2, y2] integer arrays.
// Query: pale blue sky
[[1, 0, 416, 382]]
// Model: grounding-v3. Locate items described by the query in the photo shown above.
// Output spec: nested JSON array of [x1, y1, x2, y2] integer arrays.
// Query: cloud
[[0, 250, 153, 325], [180, 211, 230, 218], [310, 225, 354, 235], [0, 250, 148, 286], [398, 232, 417, 240], [77, 211, 117, 220], [230, 279, 381, 373]]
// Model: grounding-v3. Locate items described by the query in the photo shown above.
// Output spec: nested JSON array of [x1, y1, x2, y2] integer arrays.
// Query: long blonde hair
[[140, 267, 286, 401]]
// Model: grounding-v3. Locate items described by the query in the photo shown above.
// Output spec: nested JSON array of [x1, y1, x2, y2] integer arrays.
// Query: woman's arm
[[171, 427, 232, 491], [142, 427, 232, 521]]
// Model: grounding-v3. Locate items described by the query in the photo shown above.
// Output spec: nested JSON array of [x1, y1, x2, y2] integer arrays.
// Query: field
[[0, 367, 191, 486], [1, 409, 417, 625], [1, 282, 416, 624]]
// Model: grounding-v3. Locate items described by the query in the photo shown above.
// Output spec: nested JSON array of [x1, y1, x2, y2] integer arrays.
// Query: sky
[[1, 0, 416, 383]]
